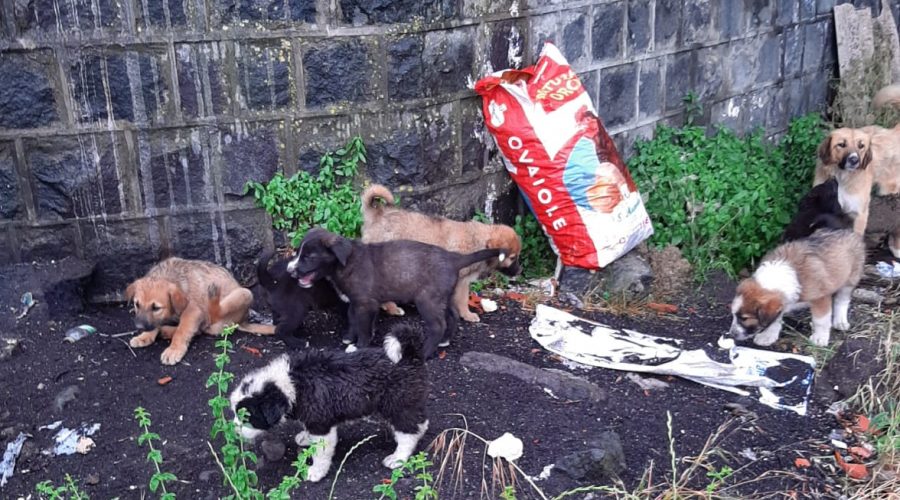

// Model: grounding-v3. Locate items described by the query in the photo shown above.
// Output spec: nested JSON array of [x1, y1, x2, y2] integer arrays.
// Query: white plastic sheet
[[529, 305, 816, 415]]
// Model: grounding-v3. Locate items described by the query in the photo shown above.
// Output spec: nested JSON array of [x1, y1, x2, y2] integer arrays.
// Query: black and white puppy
[[286, 227, 507, 358], [229, 324, 429, 482], [782, 178, 853, 242], [257, 249, 347, 348]]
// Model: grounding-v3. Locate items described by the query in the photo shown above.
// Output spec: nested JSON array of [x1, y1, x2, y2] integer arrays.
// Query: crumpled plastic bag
[[529, 305, 815, 415]]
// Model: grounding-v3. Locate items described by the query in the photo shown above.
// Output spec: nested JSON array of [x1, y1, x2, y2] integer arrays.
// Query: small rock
[[261, 439, 286, 462], [0, 338, 21, 361], [460, 352, 606, 403], [560, 292, 585, 310], [625, 373, 669, 391], [54, 385, 80, 412], [555, 431, 626, 482], [852, 288, 883, 304], [558, 250, 653, 300], [199, 469, 218, 482], [85, 473, 100, 485]]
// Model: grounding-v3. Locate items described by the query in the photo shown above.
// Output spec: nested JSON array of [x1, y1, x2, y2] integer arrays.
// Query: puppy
[[727, 229, 864, 347], [126, 257, 274, 365], [287, 228, 508, 358], [257, 250, 347, 349], [891, 228, 900, 259], [782, 178, 852, 242], [814, 126, 900, 234], [361, 184, 522, 322], [229, 324, 429, 482]]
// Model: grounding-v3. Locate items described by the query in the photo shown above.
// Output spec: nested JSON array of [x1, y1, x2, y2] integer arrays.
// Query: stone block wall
[[0, 0, 887, 301]]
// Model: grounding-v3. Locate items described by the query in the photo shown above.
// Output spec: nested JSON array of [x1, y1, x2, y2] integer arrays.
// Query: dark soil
[[0, 268, 850, 499]]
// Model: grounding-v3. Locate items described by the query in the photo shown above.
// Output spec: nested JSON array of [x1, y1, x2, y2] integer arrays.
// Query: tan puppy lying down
[[126, 257, 274, 365]]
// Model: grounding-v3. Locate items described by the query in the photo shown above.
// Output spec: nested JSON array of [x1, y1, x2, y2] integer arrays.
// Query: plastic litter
[[530, 305, 816, 415], [46, 423, 101, 456], [0, 432, 29, 487], [64, 325, 96, 343], [875, 261, 900, 278], [487, 432, 524, 462], [16, 292, 34, 320]]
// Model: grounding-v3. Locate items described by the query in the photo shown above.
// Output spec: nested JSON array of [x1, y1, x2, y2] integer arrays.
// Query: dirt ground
[[0, 265, 880, 499]]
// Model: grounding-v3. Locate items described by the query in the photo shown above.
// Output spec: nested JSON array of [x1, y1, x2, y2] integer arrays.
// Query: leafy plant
[[134, 407, 178, 500], [246, 137, 366, 246], [705, 465, 734, 493], [36, 475, 89, 500], [628, 113, 827, 277], [373, 452, 438, 500], [683, 91, 703, 126], [514, 212, 556, 279]]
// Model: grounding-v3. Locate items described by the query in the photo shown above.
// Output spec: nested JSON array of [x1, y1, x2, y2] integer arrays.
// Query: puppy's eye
[[837, 142, 846, 148], [858, 143, 865, 149], [134, 301, 141, 309], [151, 303, 161, 311]]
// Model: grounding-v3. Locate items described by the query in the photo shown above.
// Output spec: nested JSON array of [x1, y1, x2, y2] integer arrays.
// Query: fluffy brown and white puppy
[[727, 229, 865, 347], [230, 324, 428, 483], [126, 257, 274, 365], [287, 228, 507, 358], [813, 125, 900, 234], [361, 184, 522, 323]]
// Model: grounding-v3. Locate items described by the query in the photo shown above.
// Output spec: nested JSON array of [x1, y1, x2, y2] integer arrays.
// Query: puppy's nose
[[847, 152, 859, 166], [134, 319, 150, 331]]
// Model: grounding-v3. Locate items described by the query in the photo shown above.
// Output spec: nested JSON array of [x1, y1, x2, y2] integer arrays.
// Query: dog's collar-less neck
[[754, 260, 801, 303]]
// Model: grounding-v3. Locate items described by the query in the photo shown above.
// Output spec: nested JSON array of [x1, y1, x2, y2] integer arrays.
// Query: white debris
[[739, 448, 758, 461], [0, 432, 29, 487], [47, 423, 101, 456], [625, 373, 670, 391], [718, 336, 736, 349], [480, 298, 498, 313], [487, 433, 524, 462], [38, 421, 63, 431]]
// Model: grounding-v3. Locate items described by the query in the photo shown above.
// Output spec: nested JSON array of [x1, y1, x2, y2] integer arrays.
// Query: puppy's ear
[[756, 297, 783, 328], [125, 282, 137, 302], [326, 236, 353, 266], [168, 283, 189, 314], [817, 135, 833, 164], [860, 144, 873, 170]]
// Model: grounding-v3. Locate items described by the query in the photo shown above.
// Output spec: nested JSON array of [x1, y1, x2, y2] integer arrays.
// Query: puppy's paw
[[388, 306, 405, 317], [437, 339, 450, 348], [461, 311, 480, 323], [344, 344, 358, 354], [160, 346, 186, 365], [129, 331, 157, 348], [295, 431, 311, 447], [306, 460, 331, 482], [752, 332, 778, 347], [833, 317, 851, 331], [810, 332, 830, 347], [382, 453, 409, 469]]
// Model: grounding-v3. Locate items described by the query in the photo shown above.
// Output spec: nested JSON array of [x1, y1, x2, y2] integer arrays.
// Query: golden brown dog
[[727, 229, 865, 347], [360, 184, 522, 322], [813, 125, 900, 234], [126, 257, 274, 365]]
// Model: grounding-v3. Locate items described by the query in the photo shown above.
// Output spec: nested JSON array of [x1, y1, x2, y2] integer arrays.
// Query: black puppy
[[257, 249, 346, 348], [230, 324, 428, 482], [286, 228, 507, 358], [782, 178, 853, 242]]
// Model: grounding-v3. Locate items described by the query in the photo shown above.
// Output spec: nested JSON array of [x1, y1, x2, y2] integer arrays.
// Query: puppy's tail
[[257, 249, 277, 290], [873, 84, 900, 110], [361, 184, 395, 215], [383, 325, 424, 364], [453, 248, 507, 271]]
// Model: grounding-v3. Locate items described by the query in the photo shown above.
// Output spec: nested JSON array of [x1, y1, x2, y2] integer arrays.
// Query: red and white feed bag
[[475, 43, 653, 269]]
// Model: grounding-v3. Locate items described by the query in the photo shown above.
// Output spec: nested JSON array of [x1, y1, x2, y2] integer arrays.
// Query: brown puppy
[[814, 126, 900, 234], [361, 184, 522, 322], [727, 229, 864, 347], [126, 257, 274, 365]]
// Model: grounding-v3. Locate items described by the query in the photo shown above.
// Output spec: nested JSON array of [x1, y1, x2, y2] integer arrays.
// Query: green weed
[[246, 136, 366, 246], [628, 113, 826, 277], [35, 475, 89, 500], [373, 451, 438, 500], [134, 407, 177, 500], [514, 212, 556, 279]]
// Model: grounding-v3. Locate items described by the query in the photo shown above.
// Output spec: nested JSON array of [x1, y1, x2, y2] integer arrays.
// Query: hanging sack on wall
[[475, 42, 653, 269]]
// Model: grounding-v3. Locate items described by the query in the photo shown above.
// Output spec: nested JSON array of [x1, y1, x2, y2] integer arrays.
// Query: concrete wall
[[1, 0, 886, 300]]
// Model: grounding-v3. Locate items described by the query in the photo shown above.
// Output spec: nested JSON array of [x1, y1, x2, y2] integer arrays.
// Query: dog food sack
[[475, 42, 653, 269]]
